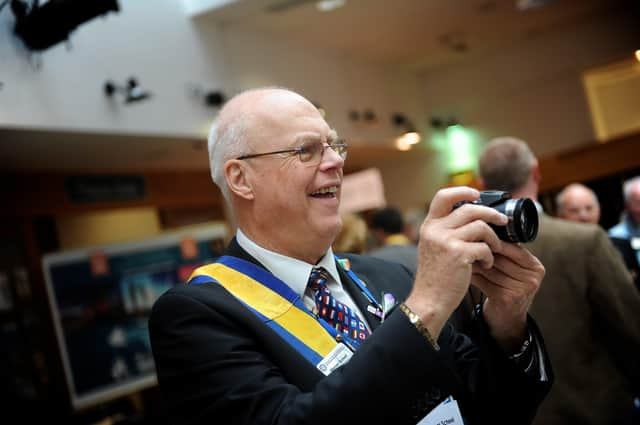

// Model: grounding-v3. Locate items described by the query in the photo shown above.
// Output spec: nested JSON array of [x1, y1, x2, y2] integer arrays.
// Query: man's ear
[[225, 160, 254, 200], [531, 160, 541, 185], [477, 177, 486, 190]]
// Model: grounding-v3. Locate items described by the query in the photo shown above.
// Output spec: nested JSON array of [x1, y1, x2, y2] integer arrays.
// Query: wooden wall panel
[[0, 171, 223, 217], [538, 132, 640, 192]]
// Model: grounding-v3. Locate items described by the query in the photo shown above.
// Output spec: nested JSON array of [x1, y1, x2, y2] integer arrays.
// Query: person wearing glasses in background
[[149, 87, 553, 425]]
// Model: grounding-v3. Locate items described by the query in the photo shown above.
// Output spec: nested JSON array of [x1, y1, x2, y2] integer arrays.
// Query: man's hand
[[405, 187, 508, 339], [471, 243, 545, 352]]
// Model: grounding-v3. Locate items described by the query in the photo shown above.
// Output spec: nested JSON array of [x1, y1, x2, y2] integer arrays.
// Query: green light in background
[[445, 125, 477, 173], [428, 131, 449, 152]]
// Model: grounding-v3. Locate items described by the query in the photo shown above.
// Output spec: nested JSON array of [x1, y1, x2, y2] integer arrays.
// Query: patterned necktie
[[307, 267, 370, 343]]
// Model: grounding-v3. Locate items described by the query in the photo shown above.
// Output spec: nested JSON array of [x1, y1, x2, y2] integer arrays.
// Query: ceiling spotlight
[[430, 116, 458, 129], [104, 77, 151, 104], [10, 0, 119, 52], [205, 90, 226, 107], [363, 109, 377, 123], [188, 83, 226, 108], [316, 0, 346, 12], [348, 110, 360, 121], [516, 0, 555, 11], [391, 113, 421, 147]]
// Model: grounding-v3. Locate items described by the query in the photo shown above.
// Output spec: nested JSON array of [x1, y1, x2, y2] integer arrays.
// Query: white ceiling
[[195, 0, 625, 73], [2, 0, 633, 173]]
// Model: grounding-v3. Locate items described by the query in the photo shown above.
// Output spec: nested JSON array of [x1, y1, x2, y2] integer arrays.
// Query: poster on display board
[[42, 224, 227, 410]]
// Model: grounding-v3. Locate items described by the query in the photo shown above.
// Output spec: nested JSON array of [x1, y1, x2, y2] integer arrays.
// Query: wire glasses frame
[[237, 140, 348, 164]]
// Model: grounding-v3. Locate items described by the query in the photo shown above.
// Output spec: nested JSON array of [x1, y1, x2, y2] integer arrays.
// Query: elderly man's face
[[627, 184, 640, 224], [243, 93, 345, 261], [559, 187, 600, 224]]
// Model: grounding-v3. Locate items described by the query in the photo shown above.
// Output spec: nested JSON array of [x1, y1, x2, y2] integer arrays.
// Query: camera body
[[456, 190, 538, 243]]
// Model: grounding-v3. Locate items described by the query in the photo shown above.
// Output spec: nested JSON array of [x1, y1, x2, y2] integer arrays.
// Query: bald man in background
[[555, 183, 601, 225]]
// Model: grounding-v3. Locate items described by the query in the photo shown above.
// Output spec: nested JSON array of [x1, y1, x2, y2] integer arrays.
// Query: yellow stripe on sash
[[193, 263, 338, 357]]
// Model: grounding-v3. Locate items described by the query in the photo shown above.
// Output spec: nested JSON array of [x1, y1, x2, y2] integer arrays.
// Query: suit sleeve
[[586, 228, 640, 386]]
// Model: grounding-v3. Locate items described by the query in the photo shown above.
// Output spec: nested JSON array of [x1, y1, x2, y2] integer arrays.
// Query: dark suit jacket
[[149, 238, 552, 425]]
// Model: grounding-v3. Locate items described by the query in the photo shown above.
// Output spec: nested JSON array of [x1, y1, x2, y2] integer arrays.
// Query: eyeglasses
[[237, 140, 348, 165]]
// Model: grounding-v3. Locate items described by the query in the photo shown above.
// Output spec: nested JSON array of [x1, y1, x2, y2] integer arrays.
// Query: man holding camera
[[149, 88, 552, 425], [477, 137, 640, 425]]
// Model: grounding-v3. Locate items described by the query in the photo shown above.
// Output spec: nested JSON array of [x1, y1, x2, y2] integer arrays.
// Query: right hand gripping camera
[[454, 191, 539, 243]]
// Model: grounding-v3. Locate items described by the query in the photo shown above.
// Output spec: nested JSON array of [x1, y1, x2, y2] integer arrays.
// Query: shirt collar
[[235, 228, 343, 298], [533, 200, 544, 214], [623, 214, 640, 235]]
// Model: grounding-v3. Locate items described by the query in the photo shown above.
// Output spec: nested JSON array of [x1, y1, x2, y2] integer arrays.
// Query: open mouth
[[310, 185, 338, 198]]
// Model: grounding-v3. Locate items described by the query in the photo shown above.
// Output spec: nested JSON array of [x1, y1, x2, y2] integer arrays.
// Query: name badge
[[417, 396, 464, 425], [631, 237, 640, 251], [367, 304, 384, 318], [316, 343, 353, 376]]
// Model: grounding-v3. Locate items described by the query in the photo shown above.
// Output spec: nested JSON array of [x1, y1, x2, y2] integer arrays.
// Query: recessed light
[[316, 0, 346, 12]]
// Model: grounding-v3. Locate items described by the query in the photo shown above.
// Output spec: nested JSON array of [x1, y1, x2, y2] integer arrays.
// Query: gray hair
[[208, 116, 247, 202], [478, 137, 535, 192], [207, 86, 292, 202], [623, 176, 640, 203]]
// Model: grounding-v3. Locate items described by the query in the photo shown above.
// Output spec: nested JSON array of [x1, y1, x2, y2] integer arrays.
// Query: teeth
[[312, 186, 338, 195]]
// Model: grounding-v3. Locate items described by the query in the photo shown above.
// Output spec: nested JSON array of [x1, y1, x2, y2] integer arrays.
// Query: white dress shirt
[[236, 229, 370, 329]]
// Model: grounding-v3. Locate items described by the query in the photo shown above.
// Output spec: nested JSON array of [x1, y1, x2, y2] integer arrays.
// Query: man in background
[[609, 176, 640, 290], [477, 136, 640, 425], [368, 206, 417, 274], [555, 182, 600, 224], [332, 212, 368, 254]]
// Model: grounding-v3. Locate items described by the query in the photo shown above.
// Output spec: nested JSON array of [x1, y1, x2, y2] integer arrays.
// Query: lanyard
[[335, 255, 381, 309]]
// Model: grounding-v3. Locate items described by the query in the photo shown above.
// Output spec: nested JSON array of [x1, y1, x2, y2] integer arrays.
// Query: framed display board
[[42, 224, 226, 410]]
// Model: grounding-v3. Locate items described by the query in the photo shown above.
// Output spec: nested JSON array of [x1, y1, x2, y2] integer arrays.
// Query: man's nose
[[319, 145, 344, 169]]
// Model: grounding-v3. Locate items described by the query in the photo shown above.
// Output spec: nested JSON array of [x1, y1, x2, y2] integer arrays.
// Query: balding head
[[556, 183, 600, 224], [208, 87, 311, 201], [478, 137, 537, 194], [206, 87, 344, 263], [623, 176, 640, 223]]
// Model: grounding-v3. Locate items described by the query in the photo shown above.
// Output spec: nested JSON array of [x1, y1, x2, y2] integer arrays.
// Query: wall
[[56, 207, 161, 249], [210, 25, 426, 145], [0, 0, 424, 142], [0, 0, 230, 136], [2, 2, 637, 214], [419, 9, 639, 159]]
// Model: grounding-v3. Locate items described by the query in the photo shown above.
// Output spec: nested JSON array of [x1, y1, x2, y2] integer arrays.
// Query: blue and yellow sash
[[189, 255, 366, 367]]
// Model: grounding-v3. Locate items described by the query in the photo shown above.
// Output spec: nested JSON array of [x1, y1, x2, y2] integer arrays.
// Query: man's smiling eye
[[297, 142, 322, 162]]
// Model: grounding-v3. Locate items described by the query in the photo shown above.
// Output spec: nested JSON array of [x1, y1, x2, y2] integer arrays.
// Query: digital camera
[[455, 190, 538, 243]]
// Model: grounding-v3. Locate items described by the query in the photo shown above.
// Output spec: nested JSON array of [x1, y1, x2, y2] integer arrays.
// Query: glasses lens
[[298, 141, 348, 164], [298, 142, 322, 162], [330, 142, 348, 160]]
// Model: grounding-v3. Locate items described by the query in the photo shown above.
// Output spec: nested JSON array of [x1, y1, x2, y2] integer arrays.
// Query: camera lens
[[492, 198, 538, 243]]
